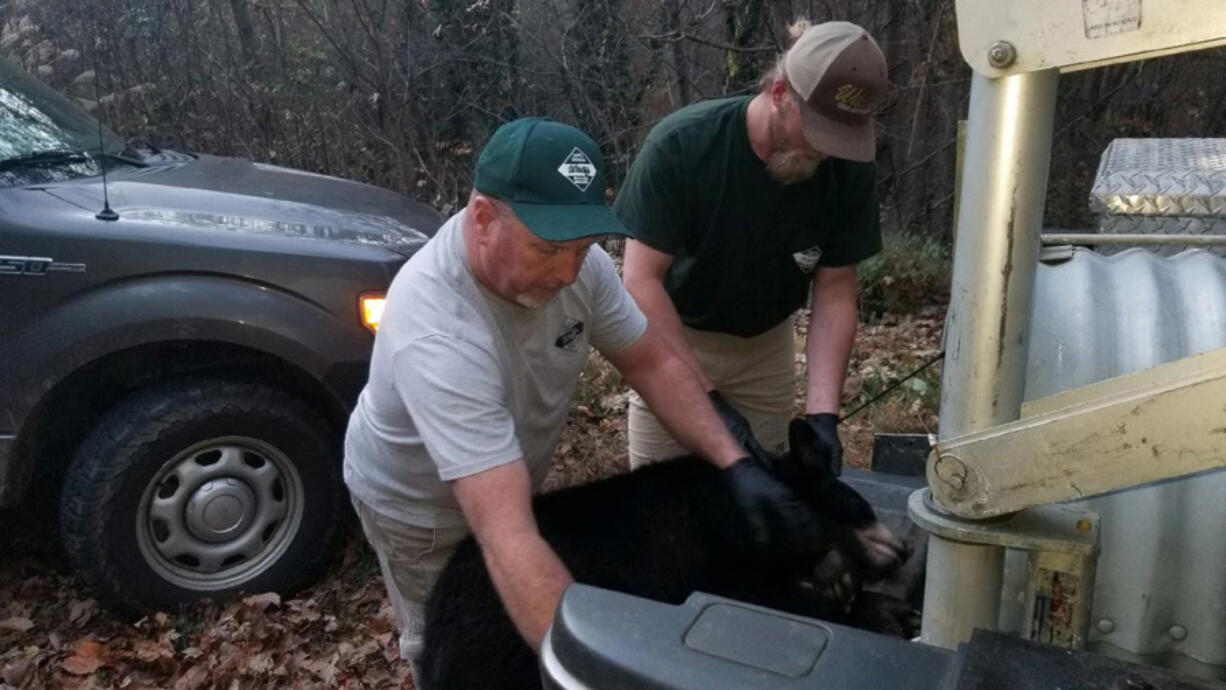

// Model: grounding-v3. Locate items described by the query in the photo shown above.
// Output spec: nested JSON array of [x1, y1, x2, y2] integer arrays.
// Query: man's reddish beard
[[766, 110, 823, 185]]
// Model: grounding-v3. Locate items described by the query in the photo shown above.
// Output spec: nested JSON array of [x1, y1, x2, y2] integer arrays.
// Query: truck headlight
[[359, 294, 386, 333]]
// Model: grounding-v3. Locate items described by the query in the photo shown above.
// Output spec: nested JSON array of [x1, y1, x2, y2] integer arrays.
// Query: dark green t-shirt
[[614, 96, 882, 337]]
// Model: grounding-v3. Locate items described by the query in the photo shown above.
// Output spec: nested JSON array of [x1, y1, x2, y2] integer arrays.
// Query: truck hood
[[40, 153, 442, 254]]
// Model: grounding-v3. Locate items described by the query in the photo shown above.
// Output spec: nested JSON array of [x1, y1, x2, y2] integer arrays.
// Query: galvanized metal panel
[[1091, 139, 1226, 256], [1091, 139, 1226, 217], [1025, 247, 1226, 671]]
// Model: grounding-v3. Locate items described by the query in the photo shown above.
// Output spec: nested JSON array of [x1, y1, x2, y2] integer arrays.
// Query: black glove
[[709, 391, 773, 465], [804, 413, 843, 476], [722, 457, 822, 559]]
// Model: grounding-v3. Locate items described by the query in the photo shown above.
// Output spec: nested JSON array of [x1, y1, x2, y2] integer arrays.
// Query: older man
[[342, 118, 824, 682], [616, 21, 888, 474]]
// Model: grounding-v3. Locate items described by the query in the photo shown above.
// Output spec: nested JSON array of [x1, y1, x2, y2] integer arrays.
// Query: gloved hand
[[804, 413, 843, 476], [722, 456, 823, 559], [708, 391, 773, 465]]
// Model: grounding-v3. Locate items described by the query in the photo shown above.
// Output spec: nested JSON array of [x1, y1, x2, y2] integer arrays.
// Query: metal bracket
[[956, 0, 1226, 77], [910, 489, 1100, 649], [928, 347, 1226, 519]]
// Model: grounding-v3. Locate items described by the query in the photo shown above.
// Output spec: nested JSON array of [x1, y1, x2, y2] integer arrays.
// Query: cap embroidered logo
[[558, 147, 597, 191], [834, 84, 872, 113]]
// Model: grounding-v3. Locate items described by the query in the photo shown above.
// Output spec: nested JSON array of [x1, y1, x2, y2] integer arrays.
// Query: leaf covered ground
[[0, 310, 943, 689]]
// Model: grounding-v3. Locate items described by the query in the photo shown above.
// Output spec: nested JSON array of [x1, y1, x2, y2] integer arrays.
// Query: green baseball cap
[[473, 118, 631, 242]]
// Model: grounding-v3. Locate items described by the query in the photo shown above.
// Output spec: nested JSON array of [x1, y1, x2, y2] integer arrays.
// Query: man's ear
[[469, 194, 499, 237], [788, 417, 816, 467], [769, 78, 790, 109]]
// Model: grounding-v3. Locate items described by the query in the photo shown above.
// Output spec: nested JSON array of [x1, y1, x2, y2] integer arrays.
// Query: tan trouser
[[628, 317, 796, 468], [351, 497, 470, 685]]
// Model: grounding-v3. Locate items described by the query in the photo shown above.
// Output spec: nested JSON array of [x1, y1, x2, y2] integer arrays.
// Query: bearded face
[[766, 95, 824, 185]]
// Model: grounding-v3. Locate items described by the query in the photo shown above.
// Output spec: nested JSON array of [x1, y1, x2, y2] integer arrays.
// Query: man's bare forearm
[[452, 462, 574, 652], [806, 267, 859, 415], [624, 271, 713, 392], [611, 327, 743, 468], [478, 529, 573, 651]]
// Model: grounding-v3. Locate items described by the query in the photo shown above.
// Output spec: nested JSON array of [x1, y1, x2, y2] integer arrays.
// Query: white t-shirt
[[343, 210, 647, 527]]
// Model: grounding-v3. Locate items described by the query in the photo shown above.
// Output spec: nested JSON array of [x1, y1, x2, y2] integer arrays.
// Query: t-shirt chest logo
[[554, 318, 585, 352], [793, 246, 823, 274], [558, 148, 596, 191]]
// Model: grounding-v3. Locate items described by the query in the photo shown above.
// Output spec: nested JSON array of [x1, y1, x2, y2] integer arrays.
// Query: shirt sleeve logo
[[554, 318, 586, 352], [793, 246, 823, 274], [558, 148, 596, 192]]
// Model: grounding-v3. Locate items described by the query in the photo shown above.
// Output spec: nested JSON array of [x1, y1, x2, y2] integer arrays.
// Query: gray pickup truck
[[0, 55, 441, 616]]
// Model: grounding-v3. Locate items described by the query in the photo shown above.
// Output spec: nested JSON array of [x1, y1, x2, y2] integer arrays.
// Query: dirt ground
[[0, 309, 943, 689]]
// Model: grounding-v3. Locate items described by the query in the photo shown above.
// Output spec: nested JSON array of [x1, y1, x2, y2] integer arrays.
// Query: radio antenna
[[94, 117, 118, 221], [91, 45, 118, 222]]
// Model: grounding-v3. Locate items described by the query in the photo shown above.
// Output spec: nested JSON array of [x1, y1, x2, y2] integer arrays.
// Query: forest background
[[6, 0, 1226, 238], [2, 0, 1226, 687]]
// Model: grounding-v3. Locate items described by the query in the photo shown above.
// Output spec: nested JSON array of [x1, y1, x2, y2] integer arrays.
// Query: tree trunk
[[227, 0, 259, 67]]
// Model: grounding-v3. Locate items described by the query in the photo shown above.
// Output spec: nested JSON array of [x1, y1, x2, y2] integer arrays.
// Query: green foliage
[[847, 359, 942, 423], [857, 231, 951, 319]]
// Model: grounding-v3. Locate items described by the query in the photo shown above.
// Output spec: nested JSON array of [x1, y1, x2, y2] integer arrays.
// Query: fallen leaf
[[245, 652, 274, 675], [0, 616, 34, 632], [3, 654, 37, 686], [300, 659, 338, 685], [172, 663, 210, 690], [354, 639, 380, 660], [61, 639, 109, 675], [133, 638, 171, 664], [285, 599, 321, 626], [243, 592, 281, 610], [69, 599, 97, 626]]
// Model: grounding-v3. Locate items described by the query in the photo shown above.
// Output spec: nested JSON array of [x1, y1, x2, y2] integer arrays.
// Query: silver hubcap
[[137, 437, 304, 590], [185, 477, 257, 543]]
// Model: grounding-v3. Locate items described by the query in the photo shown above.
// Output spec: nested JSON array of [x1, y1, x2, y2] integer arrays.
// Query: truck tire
[[60, 379, 344, 618]]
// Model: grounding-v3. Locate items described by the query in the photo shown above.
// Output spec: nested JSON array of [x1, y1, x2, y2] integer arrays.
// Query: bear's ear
[[788, 417, 816, 467]]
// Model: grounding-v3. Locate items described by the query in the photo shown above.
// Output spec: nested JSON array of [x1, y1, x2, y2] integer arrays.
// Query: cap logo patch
[[558, 147, 597, 192], [834, 84, 873, 114]]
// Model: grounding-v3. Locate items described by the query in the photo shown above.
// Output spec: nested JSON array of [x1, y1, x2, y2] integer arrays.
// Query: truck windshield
[[0, 55, 125, 165]]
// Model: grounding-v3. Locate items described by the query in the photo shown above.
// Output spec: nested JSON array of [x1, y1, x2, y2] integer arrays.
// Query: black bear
[[420, 418, 917, 690]]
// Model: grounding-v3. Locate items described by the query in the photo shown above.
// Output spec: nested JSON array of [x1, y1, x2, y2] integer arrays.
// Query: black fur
[[420, 419, 915, 690]]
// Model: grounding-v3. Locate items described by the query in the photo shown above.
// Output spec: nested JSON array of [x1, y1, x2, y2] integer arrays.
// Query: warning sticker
[[1082, 0, 1141, 39]]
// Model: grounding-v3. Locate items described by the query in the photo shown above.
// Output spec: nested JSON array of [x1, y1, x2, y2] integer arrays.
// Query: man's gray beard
[[512, 293, 547, 309], [766, 150, 821, 185], [511, 290, 558, 309]]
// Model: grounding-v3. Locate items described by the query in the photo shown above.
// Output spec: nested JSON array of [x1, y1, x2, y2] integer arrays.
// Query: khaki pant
[[352, 497, 470, 686], [628, 317, 796, 468]]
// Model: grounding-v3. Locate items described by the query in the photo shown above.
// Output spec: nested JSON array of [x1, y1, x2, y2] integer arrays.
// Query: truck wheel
[[60, 380, 344, 617]]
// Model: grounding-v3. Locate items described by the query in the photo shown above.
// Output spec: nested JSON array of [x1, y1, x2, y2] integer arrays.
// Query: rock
[[56, 48, 81, 65], [69, 69, 96, 98], [29, 38, 55, 64], [1, 26, 28, 51]]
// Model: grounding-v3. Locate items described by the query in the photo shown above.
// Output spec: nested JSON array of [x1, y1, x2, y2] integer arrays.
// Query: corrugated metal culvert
[[1024, 247, 1226, 676]]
